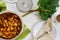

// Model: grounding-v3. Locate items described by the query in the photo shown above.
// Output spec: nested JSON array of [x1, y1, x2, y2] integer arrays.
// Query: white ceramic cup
[[52, 9, 60, 25], [5, 0, 33, 13], [55, 14, 60, 24]]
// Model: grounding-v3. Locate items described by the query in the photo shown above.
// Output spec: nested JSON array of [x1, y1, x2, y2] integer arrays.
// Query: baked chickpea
[[0, 12, 22, 39]]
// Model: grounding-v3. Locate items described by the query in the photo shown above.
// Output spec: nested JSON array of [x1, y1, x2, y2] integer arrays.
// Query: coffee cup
[[5, 0, 33, 13]]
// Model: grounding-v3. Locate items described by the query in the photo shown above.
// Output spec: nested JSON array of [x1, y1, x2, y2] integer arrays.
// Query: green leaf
[[38, 0, 59, 21], [39, 12, 48, 20]]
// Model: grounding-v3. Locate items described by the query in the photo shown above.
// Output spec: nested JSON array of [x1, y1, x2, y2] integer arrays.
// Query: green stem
[[22, 9, 51, 17], [22, 9, 39, 17]]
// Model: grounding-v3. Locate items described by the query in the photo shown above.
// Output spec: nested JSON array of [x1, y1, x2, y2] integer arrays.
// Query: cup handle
[[5, 0, 17, 4]]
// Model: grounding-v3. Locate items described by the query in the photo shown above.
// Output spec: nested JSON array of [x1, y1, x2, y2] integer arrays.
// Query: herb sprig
[[38, 0, 59, 20], [22, 0, 59, 21]]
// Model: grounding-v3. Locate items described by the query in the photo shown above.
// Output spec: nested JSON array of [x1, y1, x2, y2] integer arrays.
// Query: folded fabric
[[15, 24, 30, 40], [0, 0, 6, 12]]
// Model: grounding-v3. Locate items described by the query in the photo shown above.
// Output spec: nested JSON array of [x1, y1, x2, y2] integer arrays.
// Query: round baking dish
[[0, 11, 23, 40]]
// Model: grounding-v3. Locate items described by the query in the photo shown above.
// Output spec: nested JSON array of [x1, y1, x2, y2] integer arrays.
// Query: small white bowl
[[55, 14, 60, 24], [52, 10, 60, 25], [0, 11, 24, 40]]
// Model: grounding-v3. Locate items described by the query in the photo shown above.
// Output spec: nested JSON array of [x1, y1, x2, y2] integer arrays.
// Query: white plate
[[33, 21, 45, 37], [33, 21, 57, 39], [52, 7, 60, 40]]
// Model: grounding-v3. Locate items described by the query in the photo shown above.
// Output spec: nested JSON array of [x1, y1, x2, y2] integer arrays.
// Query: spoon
[[37, 29, 51, 39], [32, 21, 45, 37], [37, 19, 52, 39]]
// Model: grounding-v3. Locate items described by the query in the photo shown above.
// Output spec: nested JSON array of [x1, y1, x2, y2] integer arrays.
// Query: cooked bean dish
[[0, 12, 22, 39]]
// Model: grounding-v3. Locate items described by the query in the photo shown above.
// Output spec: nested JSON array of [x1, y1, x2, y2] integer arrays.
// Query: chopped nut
[[1, 28, 3, 31], [18, 23, 20, 25], [0, 32, 2, 36], [3, 24, 6, 26], [14, 23, 17, 26], [4, 20, 7, 23], [3, 35, 6, 38], [10, 27, 14, 30], [10, 17, 13, 20], [18, 27, 20, 30], [7, 28, 10, 31]]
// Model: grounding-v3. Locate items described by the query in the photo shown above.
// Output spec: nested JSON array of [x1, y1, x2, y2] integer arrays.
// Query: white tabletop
[[5, 0, 60, 40]]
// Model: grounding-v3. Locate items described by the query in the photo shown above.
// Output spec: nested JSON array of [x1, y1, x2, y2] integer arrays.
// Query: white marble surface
[[4, 0, 60, 40]]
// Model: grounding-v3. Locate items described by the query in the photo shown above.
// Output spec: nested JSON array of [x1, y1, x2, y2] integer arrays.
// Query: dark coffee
[[56, 15, 60, 22]]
